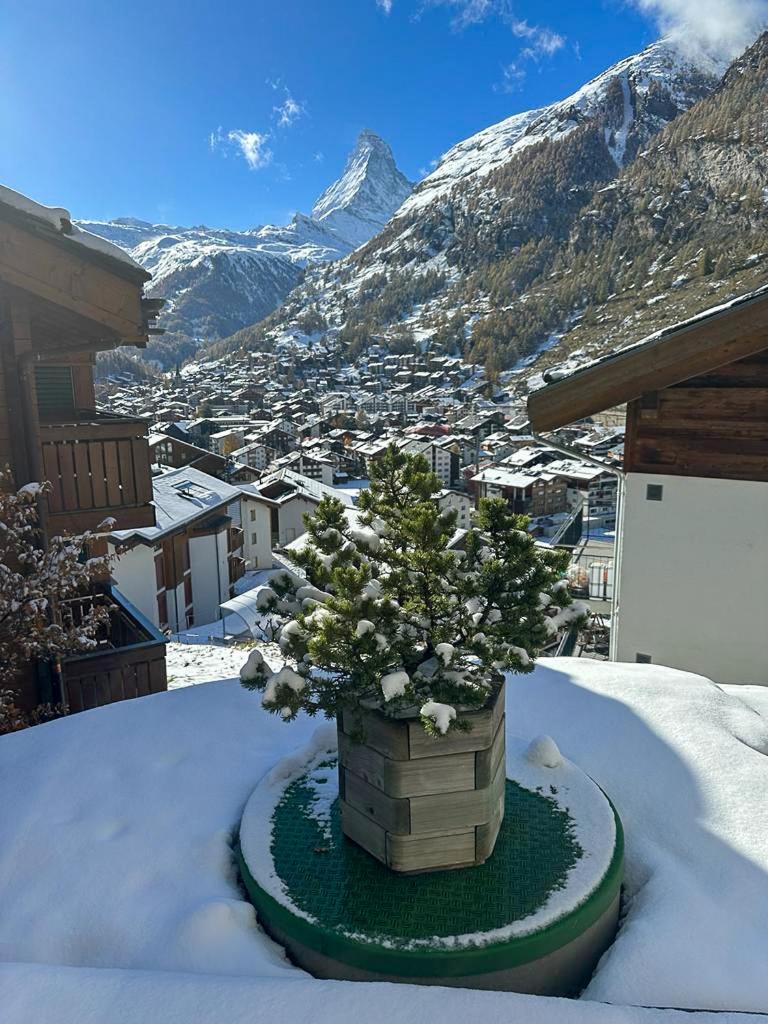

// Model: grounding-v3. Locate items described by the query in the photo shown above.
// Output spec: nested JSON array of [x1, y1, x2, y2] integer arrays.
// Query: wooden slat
[[103, 442, 121, 506], [386, 828, 475, 873], [475, 715, 506, 788], [117, 440, 136, 505], [89, 443, 107, 507], [338, 731, 387, 791], [409, 785, 494, 833], [651, 387, 768, 423], [340, 800, 387, 863], [343, 770, 410, 834], [109, 669, 125, 704], [148, 656, 167, 693], [342, 708, 410, 760], [391, 751, 476, 798], [132, 439, 153, 503], [527, 291, 768, 431], [41, 444, 62, 511], [135, 660, 150, 697], [73, 442, 93, 509], [56, 443, 77, 510]]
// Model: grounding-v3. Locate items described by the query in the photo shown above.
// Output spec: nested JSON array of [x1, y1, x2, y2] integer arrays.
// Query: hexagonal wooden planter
[[338, 682, 505, 873]]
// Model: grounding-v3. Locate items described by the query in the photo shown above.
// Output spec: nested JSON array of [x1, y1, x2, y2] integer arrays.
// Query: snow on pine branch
[[239, 447, 584, 735]]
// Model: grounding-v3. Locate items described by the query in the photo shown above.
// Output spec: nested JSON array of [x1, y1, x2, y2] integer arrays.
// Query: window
[[157, 592, 168, 628], [184, 575, 193, 607], [251, 532, 259, 545], [646, 484, 663, 502], [154, 555, 165, 590], [35, 365, 76, 419], [250, 508, 257, 522], [636, 653, 652, 664]]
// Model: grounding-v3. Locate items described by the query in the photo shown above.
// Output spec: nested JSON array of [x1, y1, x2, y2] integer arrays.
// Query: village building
[[109, 466, 245, 633], [528, 285, 768, 685]]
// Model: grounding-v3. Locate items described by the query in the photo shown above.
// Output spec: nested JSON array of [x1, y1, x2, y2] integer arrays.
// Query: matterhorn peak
[[311, 129, 412, 248]]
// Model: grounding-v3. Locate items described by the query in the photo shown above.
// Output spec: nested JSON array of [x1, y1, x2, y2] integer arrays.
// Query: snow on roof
[[2, 656, 768, 1019], [245, 468, 356, 508], [0, 183, 145, 274], [471, 467, 539, 489], [111, 466, 240, 542]]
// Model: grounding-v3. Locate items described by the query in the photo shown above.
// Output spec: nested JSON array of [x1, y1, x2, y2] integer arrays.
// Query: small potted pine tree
[[241, 446, 581, 873]]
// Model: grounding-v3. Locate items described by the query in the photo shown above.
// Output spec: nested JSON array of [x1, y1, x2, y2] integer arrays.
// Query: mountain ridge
[[79, 130, 412, 358], [208, 35, 768, 393]]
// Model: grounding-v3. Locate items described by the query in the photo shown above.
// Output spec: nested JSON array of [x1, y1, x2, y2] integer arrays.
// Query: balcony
[[39, 412, 155, 533], [60, 586, 167, 713], [229, 554, 246, 585]]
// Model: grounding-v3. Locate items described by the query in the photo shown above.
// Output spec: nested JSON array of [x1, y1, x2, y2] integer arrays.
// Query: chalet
[[109, 467, 245, 633], [0, 184, 166, 712], [149, 432, 260, 482], [242, 469, 356, 548], [528, 285, 768, 685]]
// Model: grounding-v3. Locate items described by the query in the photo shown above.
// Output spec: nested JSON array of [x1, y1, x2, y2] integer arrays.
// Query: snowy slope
[[398, 39, 727, 216], [77, 132, 412, 343], [2, 655, 768, 1021], [242, 37, 730, 367]]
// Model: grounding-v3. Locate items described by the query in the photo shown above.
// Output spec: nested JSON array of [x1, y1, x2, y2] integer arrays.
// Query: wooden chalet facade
[[528, 286, 768, 684], [0, 186, 168, 712]]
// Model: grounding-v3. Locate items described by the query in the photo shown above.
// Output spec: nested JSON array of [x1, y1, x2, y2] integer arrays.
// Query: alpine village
[[2, 7, 768, 1024]]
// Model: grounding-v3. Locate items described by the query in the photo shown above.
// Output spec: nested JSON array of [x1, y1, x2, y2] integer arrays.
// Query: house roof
[[111, 466, 240, 543], [527, 284, 768, 432], [0, 183, 147, 281]]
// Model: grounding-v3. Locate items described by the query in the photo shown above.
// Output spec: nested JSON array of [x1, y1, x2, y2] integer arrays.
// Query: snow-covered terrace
[[2, 649, 768, 1022]]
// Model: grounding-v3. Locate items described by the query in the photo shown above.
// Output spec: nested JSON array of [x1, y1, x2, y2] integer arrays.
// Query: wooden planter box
[[338, 683, 505, 873]]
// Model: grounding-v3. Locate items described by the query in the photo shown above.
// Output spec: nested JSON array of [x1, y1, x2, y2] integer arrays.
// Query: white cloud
[[376, 0, 393, 12], [629, 0, 767, 57], [313, 151, 325, 163], [274, 93, 304, 128], [425, 2, 567, 66], [210, 127, 273, 170], [511, 20, 565, 59], [496, 61, 527, 92]]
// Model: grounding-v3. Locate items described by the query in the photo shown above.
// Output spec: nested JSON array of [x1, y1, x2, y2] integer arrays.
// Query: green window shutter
[[35, 366, 76, 419]]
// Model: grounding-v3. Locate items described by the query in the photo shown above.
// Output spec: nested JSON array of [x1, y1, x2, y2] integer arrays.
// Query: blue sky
[[0, 0, 755, 230]]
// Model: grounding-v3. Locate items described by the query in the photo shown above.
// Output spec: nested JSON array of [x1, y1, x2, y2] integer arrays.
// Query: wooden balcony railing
[[229, 554, 246, 585], [61, 587, 167, 713], [39, 412, 155, 533]]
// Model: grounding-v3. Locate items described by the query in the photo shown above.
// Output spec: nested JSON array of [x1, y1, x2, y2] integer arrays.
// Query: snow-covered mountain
[[398, 40, 726, 217], [311, 129, 412, 247], [218, 37, 737, 382], [78, 131, 412, 349]]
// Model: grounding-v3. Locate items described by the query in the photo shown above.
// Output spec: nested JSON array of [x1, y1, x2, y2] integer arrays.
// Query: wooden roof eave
[[527, 289, 768, 432]]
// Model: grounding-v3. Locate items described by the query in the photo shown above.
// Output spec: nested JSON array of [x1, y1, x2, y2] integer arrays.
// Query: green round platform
[[238, 740, 623, 995]]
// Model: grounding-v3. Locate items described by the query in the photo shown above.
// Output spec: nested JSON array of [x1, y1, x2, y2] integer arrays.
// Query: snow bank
[[2, 655, 768, 1020], [6, 962, 760, 1024]]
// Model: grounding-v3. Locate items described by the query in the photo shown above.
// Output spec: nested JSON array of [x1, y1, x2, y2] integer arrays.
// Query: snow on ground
[[2, 657, 768, 1022]]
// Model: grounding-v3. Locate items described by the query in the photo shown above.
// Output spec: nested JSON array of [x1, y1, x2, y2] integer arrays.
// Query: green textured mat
[[271, 758, 582, 945]]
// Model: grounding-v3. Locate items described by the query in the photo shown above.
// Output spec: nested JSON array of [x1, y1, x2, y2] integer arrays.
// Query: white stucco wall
[[278, 497, 317, 546], [189, 531, 229, 626], [242, 498, 273, 570], [109, 543, 159, 628], [614, 473, 768, 685]]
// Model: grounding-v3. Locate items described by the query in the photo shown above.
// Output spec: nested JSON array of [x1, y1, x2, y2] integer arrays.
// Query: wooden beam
[[527, 292, 768, 431], [0, 219, 146, 339]]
